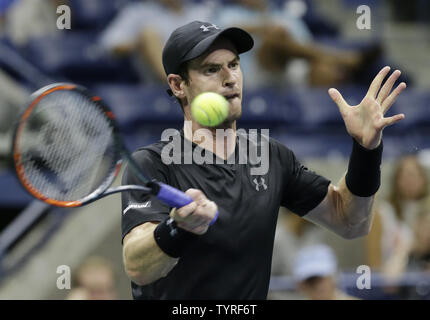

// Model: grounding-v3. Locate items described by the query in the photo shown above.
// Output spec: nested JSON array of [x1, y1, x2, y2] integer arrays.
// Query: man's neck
[[183, 120, 237, 160]]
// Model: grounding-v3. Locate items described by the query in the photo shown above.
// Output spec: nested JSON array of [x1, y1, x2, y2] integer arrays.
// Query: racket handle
[[156, 183, 219, 225], [157, 183, 193, 208], [209, 210, 219, 226]]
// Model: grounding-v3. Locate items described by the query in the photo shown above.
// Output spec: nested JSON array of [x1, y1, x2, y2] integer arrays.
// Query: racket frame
[[11, 83, 202, 221], [12, 83, 146, 207]]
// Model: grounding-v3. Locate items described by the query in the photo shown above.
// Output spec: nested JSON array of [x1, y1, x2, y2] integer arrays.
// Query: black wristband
[[345, 138, 383, 197], [153, 217, 199, 258]]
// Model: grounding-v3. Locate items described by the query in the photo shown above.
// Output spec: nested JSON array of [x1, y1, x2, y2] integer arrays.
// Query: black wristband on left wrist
[[345, 138, 383, 197]]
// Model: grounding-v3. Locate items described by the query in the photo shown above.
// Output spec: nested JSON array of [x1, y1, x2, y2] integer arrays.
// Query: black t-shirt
[[121, 129, 330, 299]]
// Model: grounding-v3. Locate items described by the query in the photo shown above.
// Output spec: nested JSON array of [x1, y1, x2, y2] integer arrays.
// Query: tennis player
[[121, 21, 406, 299]]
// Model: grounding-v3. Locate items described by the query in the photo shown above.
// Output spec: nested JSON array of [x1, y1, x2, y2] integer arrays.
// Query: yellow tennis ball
[[191, 92, 229, 127]]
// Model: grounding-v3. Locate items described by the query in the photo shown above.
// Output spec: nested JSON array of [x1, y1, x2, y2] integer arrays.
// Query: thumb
[[186, 188, 207, 204], [328, 88, 348, 115]]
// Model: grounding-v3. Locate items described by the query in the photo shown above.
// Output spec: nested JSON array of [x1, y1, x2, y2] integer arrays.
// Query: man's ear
[[167, 74, 186, 99]]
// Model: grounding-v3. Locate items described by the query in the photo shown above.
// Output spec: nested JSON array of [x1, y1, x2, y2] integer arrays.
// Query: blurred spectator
[[390, 0, 430, 23], [271, 208, 325, 277], [0, 69, 29, 163], [66, 287, 91, 300], [0, 0, 63, 47], [66, 256, 118, 300], [0, 68, 28, 131], [99, 0, 215, 84], [400, 198, 430, 299], [214, 0, 380, 88], [367, 155, 429, 280], [292, 244, 358, 300], [408, 197, 430, 272]]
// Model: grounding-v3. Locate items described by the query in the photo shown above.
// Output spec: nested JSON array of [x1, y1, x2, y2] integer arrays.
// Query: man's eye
[[230, 62, 239, 68], [207, 68, 217, 73]]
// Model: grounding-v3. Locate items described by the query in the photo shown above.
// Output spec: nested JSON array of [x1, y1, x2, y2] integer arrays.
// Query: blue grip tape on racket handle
[[157, 183, 193, 208], [157, 183, 219, 225], [209, 210, 219, 226]]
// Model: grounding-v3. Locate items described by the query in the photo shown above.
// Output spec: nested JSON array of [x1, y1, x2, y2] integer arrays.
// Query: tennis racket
[[12, 83, 218, 224]]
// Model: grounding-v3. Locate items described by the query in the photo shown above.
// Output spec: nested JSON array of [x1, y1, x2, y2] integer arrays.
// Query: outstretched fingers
[[377, 69, 401, 104], [383, 113, 405, 128], [366, 66, 391, 99], [382, 82, 407, 114], [328, 88, 349, 116]]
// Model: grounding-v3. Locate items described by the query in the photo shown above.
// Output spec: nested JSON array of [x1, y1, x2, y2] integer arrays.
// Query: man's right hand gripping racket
[[12, 83, 218, 225]]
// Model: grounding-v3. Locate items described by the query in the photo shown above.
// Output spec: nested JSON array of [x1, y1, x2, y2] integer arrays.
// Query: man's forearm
[[336, 174, 375, 237], [122, 222, 178, 286], [305, 140, 382, 239], [338, 138, 382, 236]]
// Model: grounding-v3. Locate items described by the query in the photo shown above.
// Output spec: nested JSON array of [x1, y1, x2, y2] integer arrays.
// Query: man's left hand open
[[329, 66, 406, 150]]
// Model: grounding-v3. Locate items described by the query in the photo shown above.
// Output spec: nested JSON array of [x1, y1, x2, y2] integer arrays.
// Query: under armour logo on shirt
[[253, 177, 268, 191], [200, 24, 220, 32]]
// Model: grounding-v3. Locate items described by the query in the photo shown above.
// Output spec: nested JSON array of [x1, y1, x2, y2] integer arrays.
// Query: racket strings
[[17, 91, 117, 202]]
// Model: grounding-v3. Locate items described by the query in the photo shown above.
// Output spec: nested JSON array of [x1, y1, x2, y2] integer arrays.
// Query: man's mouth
[[224, 93, 240, 101]]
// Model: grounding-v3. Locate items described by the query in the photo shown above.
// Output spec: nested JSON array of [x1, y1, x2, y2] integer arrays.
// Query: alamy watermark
[[356, 5, 371, 30], [56, 5, 71, 30], [160, 122, 270, 176], [55, 4, 371, 33], [56, 265, 71, 290], [356, 265, 371, 289]]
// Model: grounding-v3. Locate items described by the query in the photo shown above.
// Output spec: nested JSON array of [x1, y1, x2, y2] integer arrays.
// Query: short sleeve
[[121, 149, 171, 242], [279, 144, 330, 216]]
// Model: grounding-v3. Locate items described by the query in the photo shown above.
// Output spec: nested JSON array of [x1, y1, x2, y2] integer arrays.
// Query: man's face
[[182, 38, 243, 124]]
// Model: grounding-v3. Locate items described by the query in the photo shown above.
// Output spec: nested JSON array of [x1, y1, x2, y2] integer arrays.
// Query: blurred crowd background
[[0, 0, 429, 300]]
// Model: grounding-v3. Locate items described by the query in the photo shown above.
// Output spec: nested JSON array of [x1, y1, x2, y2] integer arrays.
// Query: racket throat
[[147, 180, 161, 195]]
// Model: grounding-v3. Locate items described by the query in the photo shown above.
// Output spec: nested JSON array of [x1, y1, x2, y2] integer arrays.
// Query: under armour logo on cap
[[162, 21, 254, 75], [200, 24, 220, 32]]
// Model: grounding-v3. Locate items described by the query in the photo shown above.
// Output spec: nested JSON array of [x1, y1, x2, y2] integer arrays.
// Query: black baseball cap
[[162, 21, 254, 76]]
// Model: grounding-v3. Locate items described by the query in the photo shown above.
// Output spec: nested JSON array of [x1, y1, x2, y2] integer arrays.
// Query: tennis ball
[[191, 92, 229, 127]]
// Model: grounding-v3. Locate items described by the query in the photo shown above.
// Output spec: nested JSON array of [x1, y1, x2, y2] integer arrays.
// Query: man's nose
[[222, 68, 236, 88]]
